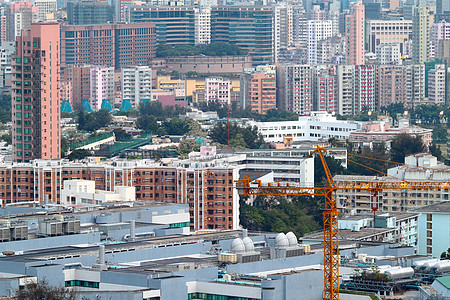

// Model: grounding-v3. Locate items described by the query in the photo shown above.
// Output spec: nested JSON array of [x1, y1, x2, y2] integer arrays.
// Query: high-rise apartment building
[[115, 0, 133, 22], [412, 6, 434, 64], [430, 21, 450, 58], [67, 1, 114, 25], [365, 20, 412, 56], [345, 2, 365, 65], [244, 72, 277, 114], [328, 10, 340, 37], [62, 65, 91, 111], [376, 44, 401, 64], [375, 65, 407, 108], [12, 23, 60, 162], [121, 66, 152, 109], [436, 0, 450, 21], [307, 20, 333, 65], [336, 65, 354, 115], [0, 159, 239, 230], [277, 64, 313, 114], [90, 66, 114, 111], [273, 4, 294, 62], [194, 8, 210, 45], [127, 6, 196, 45], [406, 64, 426, 107], [205, 78, 230, 104], [313, 66, 337, 112], [0, 42, 14, 93], [61, 23, 156, 69], [428, 64, 446, 105], [34, 0, 57, 21], [310, 5, 326, 20], [211, 7, 274, 64], [240, 65, 276, 111], [353, 65, 375, 113], [293, 5, 307, 47]]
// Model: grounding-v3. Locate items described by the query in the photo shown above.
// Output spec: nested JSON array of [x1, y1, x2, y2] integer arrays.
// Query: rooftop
[[413, 201, 450, 214], [436, 276, 450, 290]]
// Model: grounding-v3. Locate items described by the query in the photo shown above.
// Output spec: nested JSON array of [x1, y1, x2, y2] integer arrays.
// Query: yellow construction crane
[[235, 146, 450, 300]]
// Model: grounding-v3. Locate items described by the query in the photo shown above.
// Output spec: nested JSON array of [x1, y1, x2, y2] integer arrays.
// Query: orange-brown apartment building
[[0, 160, 239, 231]]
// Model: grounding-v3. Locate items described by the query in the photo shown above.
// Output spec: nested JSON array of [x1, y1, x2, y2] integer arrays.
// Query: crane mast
[[235, 146, 450, 300]]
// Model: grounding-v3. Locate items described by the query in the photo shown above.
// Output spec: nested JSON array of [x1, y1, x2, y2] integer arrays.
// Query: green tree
[[229, 133, 247, 149], [136, 115, 159, 132], [14, 279, 76, 300], [178, 139, 201, 157], [314, 154, 346, 186], [391, 134, 425, 163], [155, 127, 167, 136], [210, 122, 265, 149], [163, 117, 191, 135], [0, 94, 11, 124], [429, 144, 443, 161], [347, 144, 391, 176], [1, 133, 11, 145], [113, 128, 132, 141], [67, 149, 90, 161], [77, 110, 112, 132]]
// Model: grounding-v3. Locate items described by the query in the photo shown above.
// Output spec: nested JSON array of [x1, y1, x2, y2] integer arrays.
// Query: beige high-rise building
[[412, 6, 434, 64], [366, 20, 412, 56]]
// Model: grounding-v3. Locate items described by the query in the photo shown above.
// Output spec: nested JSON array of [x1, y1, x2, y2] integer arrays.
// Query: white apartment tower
[[428, 64, 446, 105], [376, 43, 401, 64], [194, 8, 211, 45], [273, 4, 293, 62], [307, 20, 333, 64], [121, 66, 152, 109], [406, 64, 426, 107], [337, 65, 354, 115], [90, 66, 115, 111], [34, 0, 57, 21], [293, 5, 307, 47]]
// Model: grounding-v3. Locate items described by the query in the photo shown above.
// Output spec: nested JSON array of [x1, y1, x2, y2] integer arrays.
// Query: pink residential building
[[353, 65, 375, 114], [12, 23, 61, 162], [205, 78, 230, 104], [345, 2, 365, 65], [349, 119, 433, 150], [10, 1, 33, 13], [375, 65, 407, 109], [431, 20, 450, 58]]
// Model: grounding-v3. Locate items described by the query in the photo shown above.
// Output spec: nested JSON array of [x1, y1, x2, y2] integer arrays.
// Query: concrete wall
[[261, 269, 323, 300], [226, 254, 323, 274], [0, 232, 101, 253]]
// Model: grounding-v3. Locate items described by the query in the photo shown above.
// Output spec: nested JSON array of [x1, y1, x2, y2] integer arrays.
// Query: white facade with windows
[[247, 111, 360, 143], [376, 43, 401, 65], [121, 66, 152, 109], [307, 20, 332, 65], [194, 8, 211, 45], [90, 66, 114, 111]]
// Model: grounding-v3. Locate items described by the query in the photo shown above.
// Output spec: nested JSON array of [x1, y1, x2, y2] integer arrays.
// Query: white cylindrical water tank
[[385, 267, 414, 280], [423, 260, 441, 272], [433, 260, 450, 273], [286, 231, 297, 246], [413, 258, 439, 269], [242, 237, 255, 252]]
